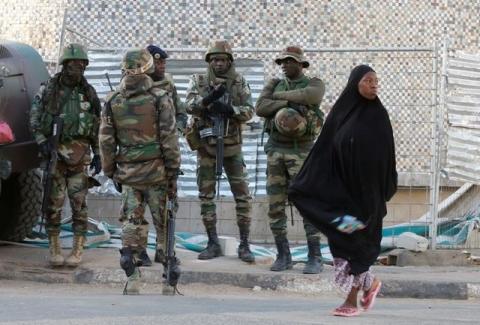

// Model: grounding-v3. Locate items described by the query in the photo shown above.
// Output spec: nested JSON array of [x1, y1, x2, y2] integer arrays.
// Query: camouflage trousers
[[120, 184, 167, 252], [197, 147, 252, 231], [46, 161, 88, 236], [266, 150, 320, 240]]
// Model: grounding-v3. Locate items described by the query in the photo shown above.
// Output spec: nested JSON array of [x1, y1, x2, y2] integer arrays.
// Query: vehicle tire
[[0, 169, 42, 242]]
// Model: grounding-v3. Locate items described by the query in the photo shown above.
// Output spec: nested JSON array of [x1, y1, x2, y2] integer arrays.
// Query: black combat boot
[[238, 226, 255, 263], [270, 235, 293, 271], [303, 238, 324, 274], [198, 228, 222, 260], [138, 249, 152, 267]]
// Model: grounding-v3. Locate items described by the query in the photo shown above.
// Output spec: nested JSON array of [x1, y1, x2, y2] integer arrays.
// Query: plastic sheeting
[[20, 213, 480, 264]]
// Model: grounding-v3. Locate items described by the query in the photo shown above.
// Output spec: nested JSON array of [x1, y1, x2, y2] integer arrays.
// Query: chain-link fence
[[58, 24, 480, 248]]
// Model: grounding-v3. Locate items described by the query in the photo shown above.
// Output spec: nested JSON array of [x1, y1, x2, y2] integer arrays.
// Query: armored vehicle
[[0, 41, 49, 241]]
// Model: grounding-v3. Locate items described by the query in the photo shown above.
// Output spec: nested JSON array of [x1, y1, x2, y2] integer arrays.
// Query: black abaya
[[288, 65, 397, 275]]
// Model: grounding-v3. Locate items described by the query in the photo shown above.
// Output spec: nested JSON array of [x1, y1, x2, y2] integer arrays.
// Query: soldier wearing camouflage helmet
[[99, 48, 181, 294], [146, 45, 188, 134], [185, 40, 254, 263], [29, 43, 102, 268], [256, 45, 326, 274]]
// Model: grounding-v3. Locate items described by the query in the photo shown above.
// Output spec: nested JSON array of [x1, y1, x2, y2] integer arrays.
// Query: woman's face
[[358, 71, 378, 100]]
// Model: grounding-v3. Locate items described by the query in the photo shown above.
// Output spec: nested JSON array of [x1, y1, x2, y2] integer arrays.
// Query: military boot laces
[[303, 238, 324, 274], [270, 236, 293, 272], [198, 228, 222, 260], [65, 235, 86, 267], [48, 234, 64, 267], [139, 249, 152, 267], [238, 229, 255, 263]]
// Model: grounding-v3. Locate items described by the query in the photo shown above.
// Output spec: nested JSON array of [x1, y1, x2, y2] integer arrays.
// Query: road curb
[[2, 262, 478, 300]]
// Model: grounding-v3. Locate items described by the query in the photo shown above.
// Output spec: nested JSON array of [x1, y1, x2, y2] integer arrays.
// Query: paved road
[[0, 280, 478, 325]]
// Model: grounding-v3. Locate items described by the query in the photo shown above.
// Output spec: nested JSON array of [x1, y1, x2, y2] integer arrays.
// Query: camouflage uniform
[[152, 73, 188, 133], [99, 48, 180, 294], [99, 49, 180, 255], [147, 44, 188, 133], [30, 43, 100, 267], [256, 46, 325, 273], [185, 40, 254, 262]]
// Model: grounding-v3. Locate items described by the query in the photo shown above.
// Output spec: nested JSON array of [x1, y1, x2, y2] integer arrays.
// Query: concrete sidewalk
[[1, 245, 479, 299]]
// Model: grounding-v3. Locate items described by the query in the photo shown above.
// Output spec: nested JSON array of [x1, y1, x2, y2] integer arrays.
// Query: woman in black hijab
[[289, 65, 397, 317]]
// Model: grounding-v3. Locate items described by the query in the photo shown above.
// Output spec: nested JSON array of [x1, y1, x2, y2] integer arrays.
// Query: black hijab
[[288, 65, 397, 274]]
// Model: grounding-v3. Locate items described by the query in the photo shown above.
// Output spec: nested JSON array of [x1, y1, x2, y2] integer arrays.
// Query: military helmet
[[205, 40, 234, 62], [59, 43, 89, 65], [274, 107, 307, 138], [121, 48, 154, 75]]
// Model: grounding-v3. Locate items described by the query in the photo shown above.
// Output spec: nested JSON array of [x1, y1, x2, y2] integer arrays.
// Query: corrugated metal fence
[[436, 51, 480, 249], [58, 26, 480, 248], [84, 47, 441, 202], [445, 52, 480, 183]]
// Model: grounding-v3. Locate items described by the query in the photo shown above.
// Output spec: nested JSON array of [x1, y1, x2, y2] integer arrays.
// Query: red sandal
[[332, 306, 361, 317], [360, 280, 382, 311]]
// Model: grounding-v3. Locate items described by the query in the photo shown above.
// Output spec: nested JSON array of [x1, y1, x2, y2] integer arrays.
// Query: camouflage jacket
[[99, 74, 180, 187], [256, 75, 325, 152], [29, 73, 101, 165], [152, 73, 188, 133], [185, 67, 253, 156]]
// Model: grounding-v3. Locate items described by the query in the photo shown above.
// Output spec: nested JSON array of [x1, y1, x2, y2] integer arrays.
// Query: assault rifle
[[162, 196, 182, 296], [199, 88, 230, 199], [212, 111, 225, 200], [41, 115, 64, 229]]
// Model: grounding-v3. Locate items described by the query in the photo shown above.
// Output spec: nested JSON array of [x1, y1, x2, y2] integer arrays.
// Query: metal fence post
[[429, 42, 441, 250]]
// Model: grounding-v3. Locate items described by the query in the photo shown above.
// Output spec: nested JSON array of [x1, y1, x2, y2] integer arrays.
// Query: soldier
[[141, 44, 187, 266], [30, 43, 102, 268], [99, 48, 181, 294], [185, 40, 254, 263], [255, 46, 325, 274], [146, 45, 188, 134]]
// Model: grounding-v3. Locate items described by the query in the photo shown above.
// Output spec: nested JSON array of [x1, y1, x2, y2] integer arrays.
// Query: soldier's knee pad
[[119, 247, 136, 277]]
